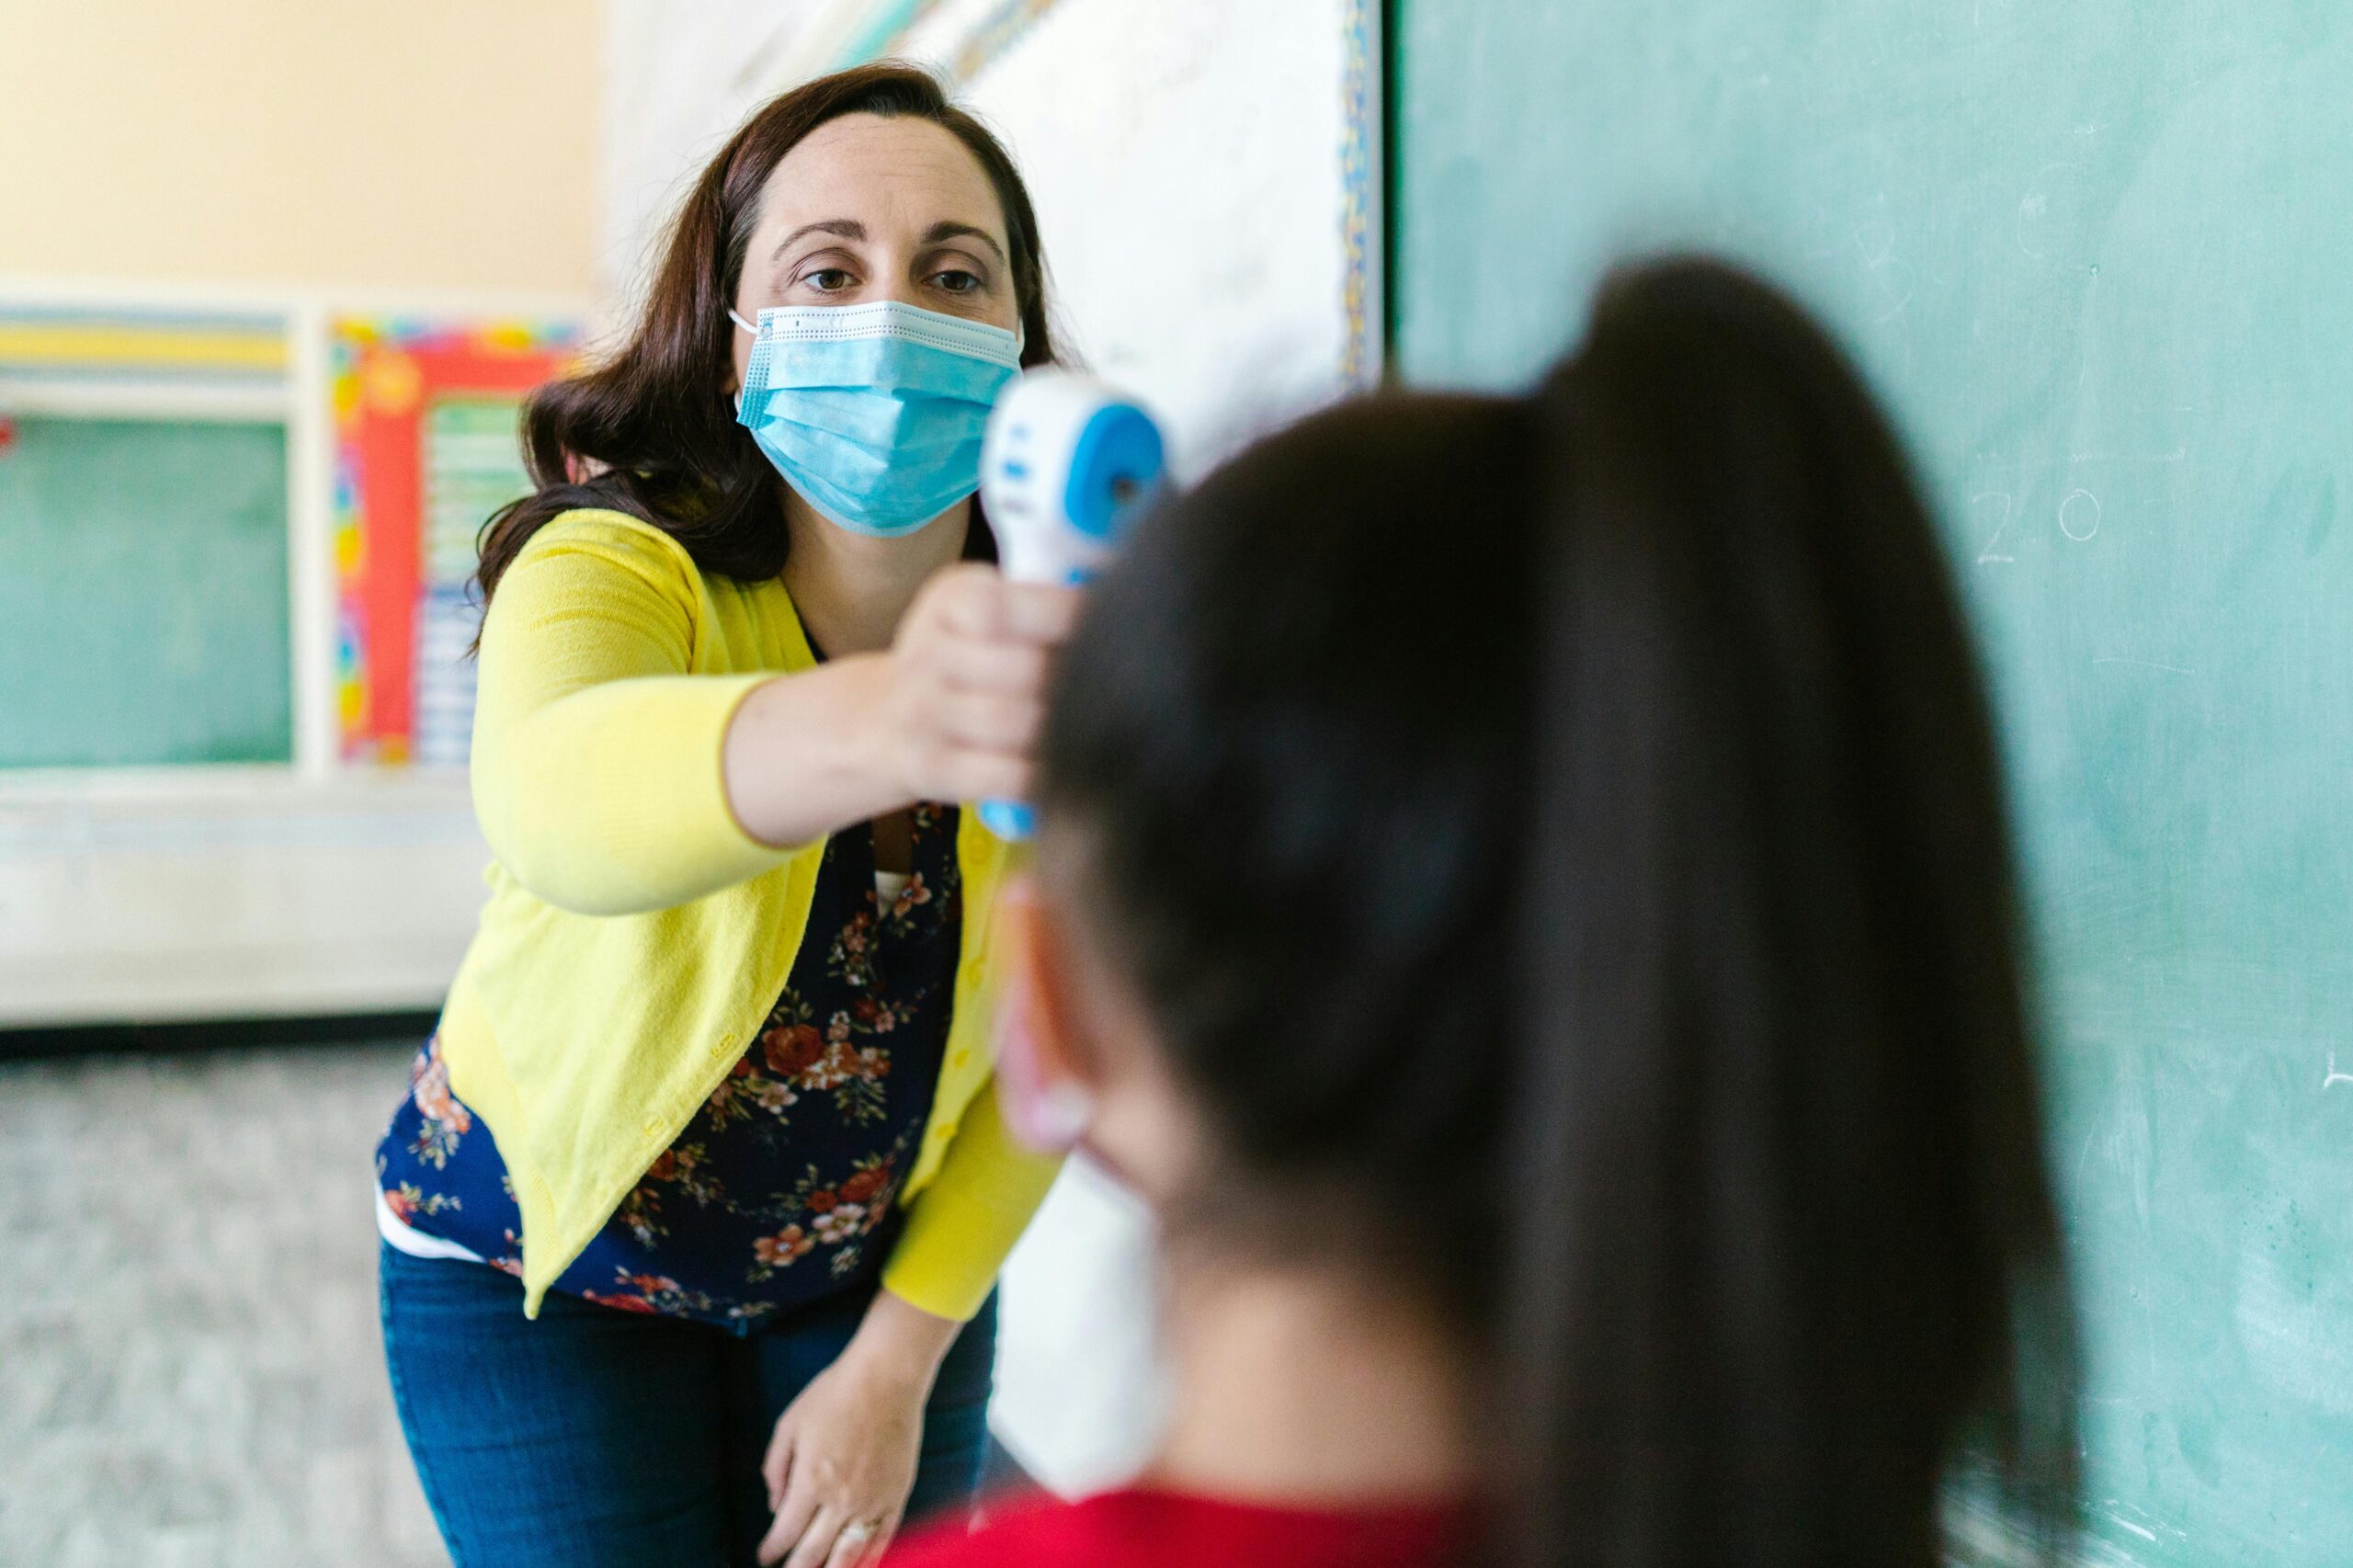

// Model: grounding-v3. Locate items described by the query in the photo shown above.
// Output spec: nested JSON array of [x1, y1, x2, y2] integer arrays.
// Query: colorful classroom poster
[[331, 318, 577, 767]]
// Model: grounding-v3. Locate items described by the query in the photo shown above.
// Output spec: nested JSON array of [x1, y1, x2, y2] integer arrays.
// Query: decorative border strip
[[0, 308, 287, 381], [927, 0, 1067, 83], [842, 0, 1066, 83], [837, 0, 946, 67], [1339, 0, 1382, 388]]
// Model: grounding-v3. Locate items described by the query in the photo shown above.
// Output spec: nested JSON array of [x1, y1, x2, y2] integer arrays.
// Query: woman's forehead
[[756, 114, 1007, 243]]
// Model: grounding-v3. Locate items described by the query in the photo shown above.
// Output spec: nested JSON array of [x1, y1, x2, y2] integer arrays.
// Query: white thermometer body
[[976, 371, 1168, 839]]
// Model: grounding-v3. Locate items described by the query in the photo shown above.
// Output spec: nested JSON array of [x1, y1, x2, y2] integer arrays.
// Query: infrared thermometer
[[976, 370, 1168, 840]]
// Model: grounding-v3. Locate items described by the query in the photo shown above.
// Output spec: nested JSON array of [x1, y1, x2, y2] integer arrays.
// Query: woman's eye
[[803, 268, 855, 292], [932, 269, 983, 295]]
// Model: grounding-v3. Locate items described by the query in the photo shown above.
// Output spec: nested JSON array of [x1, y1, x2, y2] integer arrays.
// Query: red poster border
[[344, 337, 563, 760]]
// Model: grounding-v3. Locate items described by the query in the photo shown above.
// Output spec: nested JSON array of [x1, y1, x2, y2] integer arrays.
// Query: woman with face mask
[[372, 65, 1065, 1568]]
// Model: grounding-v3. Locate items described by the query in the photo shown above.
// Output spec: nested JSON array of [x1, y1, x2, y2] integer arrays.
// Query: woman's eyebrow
[[773, 218, 866, 259], [923, 222, 1007, 265]]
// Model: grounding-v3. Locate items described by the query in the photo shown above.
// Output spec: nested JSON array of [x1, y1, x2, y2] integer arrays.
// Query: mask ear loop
[[728, 312, 758, 415]]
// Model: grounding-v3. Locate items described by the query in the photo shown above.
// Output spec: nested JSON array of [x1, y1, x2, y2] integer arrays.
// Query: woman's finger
[[928, 577, 1077, 649], [758, 1483, 823, 1567], [868, 1510, 905, 1568], [940, 751, 1030, 805], [762, 1420, 795, 1513], [939, 691, 1042, 753], [936, 635, 1050, 696], [824, 1512, 892, 1568], [781, 1505, 846, 1568], [926, 563, 1011, 638], [997, 581, 1082, 643]]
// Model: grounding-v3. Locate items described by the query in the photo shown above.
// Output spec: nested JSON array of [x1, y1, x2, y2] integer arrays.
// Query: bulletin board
[[331, 319, 578, 767], [0, 415, 291, 768], [819, 0, 1381, 477], [0, 305, 294, 769]]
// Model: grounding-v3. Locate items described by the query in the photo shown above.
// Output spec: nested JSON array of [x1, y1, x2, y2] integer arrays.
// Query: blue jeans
[[380, 1244, 995, 1568]]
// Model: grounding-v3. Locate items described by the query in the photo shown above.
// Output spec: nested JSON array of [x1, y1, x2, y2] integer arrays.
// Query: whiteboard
[[860, 0, 1381, 476]]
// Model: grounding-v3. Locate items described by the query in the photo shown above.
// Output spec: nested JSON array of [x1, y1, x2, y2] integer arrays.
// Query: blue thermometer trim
[[1062, 404, 1166, 541], [981, 402, 1169, 842], [978, 800, 1037, 839]]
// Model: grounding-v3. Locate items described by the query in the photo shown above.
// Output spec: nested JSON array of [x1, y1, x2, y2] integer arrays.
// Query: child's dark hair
[[1036, 256, 2078, 1567]]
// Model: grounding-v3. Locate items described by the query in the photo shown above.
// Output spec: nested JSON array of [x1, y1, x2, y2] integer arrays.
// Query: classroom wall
[[602, 0, 832, 304], [0, 0, 601, 295], [0, 3, 600, 1027]]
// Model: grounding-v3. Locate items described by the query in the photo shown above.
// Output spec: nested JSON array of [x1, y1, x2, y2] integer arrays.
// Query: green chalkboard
[[1396, 3, 2353, 1562], [0, 416, 291, 767]]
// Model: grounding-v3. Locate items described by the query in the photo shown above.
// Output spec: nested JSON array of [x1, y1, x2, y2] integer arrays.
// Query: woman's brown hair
[[475, 62, 1057, 608]]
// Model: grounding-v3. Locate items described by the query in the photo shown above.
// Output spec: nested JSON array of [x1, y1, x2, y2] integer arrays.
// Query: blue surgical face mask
[[732, 300, 1023, 538]]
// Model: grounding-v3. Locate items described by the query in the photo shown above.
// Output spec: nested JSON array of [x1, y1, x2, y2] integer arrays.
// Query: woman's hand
[[757, 1290, 965, 1568], [874, 563, 1079, 806], [722, 564, 1079, 850]]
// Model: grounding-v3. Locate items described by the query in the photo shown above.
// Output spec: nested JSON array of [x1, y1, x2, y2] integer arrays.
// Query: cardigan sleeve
[[471, 510, 798, 916], [881, 1077, 1066, 1322]]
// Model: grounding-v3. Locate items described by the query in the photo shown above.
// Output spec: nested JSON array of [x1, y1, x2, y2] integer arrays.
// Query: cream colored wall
[[0, 1, 598, 1027], [0, 0, 600, 294], [602, 0, 825, 303]]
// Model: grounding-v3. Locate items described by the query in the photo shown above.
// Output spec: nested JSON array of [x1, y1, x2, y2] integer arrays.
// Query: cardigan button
[[950, 1049, 972, 1069]]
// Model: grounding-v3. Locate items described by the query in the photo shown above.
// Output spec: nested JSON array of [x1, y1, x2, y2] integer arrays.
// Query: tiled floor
[[1, 1041, 446, 1567], [0, 1038, 1163, 1566]]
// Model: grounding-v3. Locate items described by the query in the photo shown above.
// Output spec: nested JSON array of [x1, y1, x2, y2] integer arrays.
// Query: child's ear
[[995, 875, 1100, 1151], [1024, 881, 1100, 1086]]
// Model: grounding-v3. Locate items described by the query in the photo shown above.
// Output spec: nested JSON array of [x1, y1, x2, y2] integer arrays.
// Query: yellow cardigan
[[438, 507, 1062, 1320]]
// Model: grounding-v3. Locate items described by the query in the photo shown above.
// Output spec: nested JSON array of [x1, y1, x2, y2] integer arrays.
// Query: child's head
[[1014, 256, 2076, 1564]]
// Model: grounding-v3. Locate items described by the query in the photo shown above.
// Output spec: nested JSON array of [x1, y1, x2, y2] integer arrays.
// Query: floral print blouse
[[374, 804, 962, 1331]]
